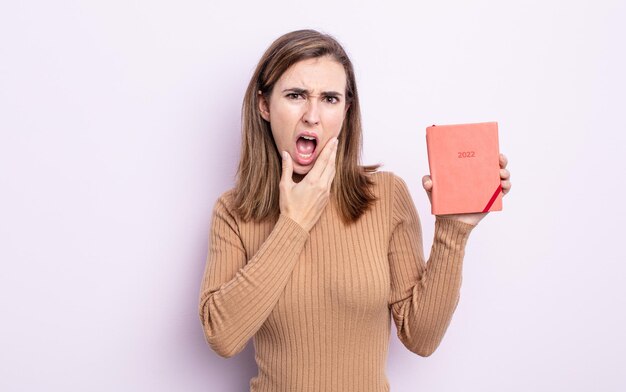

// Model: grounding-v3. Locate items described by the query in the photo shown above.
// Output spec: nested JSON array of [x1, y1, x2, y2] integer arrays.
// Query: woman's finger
[[321, 139, 338, 189], [422, 175, 432, 191], [280, 151, 293, 187], [500, 168, 510, 180], [307, 137, 337, 182], [501, 180, 511, 194]]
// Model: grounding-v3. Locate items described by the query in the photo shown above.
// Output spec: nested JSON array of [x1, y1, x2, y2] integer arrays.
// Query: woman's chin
[[293, 162, 314, 174]]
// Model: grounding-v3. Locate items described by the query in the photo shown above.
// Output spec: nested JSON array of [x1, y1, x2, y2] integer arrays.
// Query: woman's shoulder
[[365, 169, 403, 191], [212, 187, 237, 213], [365, 170, 418, 209]]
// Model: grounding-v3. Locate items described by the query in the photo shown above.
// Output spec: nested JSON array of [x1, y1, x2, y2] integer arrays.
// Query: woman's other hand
[[279, 137, 339, 231], [422, 153, 512, 226]]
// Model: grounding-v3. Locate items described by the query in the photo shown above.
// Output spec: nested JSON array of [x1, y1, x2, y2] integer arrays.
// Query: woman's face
[[258, 55, 349, 180]]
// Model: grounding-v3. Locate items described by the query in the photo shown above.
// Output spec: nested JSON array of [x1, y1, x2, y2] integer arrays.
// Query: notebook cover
[[425, 121, 503, 215]]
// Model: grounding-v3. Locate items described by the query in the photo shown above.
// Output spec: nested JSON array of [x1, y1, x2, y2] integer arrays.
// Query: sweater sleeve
[[387, 174, 476, 357], [198, 192, 310, 358]]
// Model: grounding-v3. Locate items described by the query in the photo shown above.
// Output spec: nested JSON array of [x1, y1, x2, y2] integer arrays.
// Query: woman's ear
[[258, 90, 270, 122]]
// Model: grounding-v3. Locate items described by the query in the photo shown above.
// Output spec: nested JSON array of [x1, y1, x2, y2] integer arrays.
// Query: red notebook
[[425, 121, 503, 215]]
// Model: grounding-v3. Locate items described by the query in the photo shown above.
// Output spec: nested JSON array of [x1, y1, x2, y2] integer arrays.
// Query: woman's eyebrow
[[282, 87, 343, 97]]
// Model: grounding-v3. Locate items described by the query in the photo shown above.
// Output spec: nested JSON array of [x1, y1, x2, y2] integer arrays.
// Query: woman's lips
[[293, 134, 319, 166], [293, 146, 317, 166]]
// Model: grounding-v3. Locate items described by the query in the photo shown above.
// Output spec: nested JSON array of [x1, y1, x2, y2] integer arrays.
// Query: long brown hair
[[233, 29, 382, 225]]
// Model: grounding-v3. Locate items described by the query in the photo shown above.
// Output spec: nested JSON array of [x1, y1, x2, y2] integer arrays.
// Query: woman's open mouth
[[294, 134, 318, 165]]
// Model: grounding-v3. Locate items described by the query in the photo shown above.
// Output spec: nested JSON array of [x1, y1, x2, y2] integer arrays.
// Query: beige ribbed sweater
[[198, 170, 476, 391]]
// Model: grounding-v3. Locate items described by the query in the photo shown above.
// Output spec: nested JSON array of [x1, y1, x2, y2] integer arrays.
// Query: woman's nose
[[302, 99, 320, 125]]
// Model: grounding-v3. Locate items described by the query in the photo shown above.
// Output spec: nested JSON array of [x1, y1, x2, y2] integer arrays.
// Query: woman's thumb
[[281, 151, 293, 183]]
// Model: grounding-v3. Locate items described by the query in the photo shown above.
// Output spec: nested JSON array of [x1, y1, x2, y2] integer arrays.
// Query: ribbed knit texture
[[198, 171, 476, 391]]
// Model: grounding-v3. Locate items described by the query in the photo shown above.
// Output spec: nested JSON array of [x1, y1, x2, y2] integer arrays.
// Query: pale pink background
[[1, 0, 625, 391]]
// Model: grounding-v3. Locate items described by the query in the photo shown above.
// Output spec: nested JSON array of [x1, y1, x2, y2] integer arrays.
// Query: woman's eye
[[287, 94, 338, 103]]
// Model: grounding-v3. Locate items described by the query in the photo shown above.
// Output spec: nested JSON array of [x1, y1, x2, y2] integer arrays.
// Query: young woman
[[199, 29, 512, 391]]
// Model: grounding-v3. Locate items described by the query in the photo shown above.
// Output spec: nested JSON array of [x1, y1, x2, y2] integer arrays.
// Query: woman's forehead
[[276, 57, 346, 92]]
